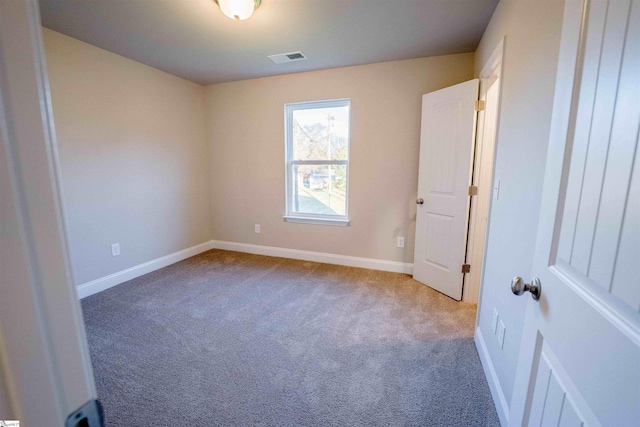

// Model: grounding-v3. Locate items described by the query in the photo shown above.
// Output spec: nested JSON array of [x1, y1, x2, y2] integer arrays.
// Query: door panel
[[423, 212, 454, 270], [413, 79, 478, 300], [528, 342, 586, 427], [611, 151, 639, 307], [511, 1, 640, 426], [567, 0, 632, 277], [427, 103, 460, 195], [557, 0, 639, 307], [555, 0, 639, 316]]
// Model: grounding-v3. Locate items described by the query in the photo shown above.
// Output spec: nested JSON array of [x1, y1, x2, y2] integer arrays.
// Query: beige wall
[[473, 0, 565, 412], [43, 29, 212, 285], [205, 54, 474, 263]]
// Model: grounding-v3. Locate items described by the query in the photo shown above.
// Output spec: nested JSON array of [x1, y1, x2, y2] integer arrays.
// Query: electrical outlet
[[497, 319, 506, 349], [396, 236, 404, 248], [491, 309, 499, 334], [111, 243, 120, 257], [494, 179, 501, 200], [255, 224, 260, 234]]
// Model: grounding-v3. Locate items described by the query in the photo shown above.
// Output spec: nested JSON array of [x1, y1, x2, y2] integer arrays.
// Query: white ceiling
[[39, 0, 498, 85]]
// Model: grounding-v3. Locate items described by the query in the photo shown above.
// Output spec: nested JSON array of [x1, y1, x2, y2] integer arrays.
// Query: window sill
[[283, 216, 350, 227]]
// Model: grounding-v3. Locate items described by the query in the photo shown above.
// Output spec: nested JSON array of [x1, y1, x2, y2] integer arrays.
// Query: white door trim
[[472, 37, 509, 425], [464, 37, 505, 304], [0, 0, 96, 424]]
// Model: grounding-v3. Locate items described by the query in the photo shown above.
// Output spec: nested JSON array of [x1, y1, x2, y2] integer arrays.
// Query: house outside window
[[284, 99, 350, 226]]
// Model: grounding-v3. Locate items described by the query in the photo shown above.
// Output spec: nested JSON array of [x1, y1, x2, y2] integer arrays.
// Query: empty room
[[1, 0, 638, 426]]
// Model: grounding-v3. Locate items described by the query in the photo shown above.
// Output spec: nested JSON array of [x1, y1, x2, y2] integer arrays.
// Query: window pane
[[292, 105, 349, 161], [291, 164, 347, 216]]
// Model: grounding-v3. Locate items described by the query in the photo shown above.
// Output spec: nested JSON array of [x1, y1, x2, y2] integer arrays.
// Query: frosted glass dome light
[[216, 0, 261, 21]]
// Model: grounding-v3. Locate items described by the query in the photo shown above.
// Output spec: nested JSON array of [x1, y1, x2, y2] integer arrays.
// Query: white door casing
[[509, 0, 640, 426], [465, 39, 504, 304], [413, 79, 479, 301], [0, 0, 97, 424]]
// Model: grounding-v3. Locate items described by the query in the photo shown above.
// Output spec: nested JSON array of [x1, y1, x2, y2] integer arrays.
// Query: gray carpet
[[81, 249, 500, 426]]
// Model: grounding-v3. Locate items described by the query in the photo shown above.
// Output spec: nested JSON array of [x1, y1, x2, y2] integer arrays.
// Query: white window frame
[[283, 98, 351, 226]]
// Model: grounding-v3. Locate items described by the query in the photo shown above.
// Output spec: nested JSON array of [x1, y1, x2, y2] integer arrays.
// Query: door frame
[[0, 0, 97, 424], [463, 37, 505, 303]]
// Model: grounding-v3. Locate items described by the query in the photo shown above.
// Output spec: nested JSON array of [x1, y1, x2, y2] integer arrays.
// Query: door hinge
[[475, 100, 485, 112], [461, 263, 471, 274], [468, 185, 478, 196]]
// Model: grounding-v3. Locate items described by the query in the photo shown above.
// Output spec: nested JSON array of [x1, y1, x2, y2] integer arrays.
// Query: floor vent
[[268, 51, 308, 64]]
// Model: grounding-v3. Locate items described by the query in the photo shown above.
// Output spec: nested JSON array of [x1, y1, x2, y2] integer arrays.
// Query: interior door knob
[[511, 277, 541, 301], [416, 198, 424, 205]]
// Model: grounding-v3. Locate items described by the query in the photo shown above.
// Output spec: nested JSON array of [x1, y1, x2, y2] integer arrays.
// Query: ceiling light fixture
[[215, 0, 261, 21]]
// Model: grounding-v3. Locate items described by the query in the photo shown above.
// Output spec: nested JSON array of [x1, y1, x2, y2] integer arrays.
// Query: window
[[284, 99, 350, 226]]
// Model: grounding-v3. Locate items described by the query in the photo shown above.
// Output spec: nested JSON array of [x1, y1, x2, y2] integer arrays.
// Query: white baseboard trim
[[475, 326, 509, 426], [77, 240, 413, 299], [76, 240, 216, 299], [212, 240, 414, 275]]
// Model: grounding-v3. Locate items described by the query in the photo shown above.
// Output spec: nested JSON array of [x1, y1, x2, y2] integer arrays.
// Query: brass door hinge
[[475, 100, 485, 112], [468, 185, 478, 196], [461, 264, 471, 274]]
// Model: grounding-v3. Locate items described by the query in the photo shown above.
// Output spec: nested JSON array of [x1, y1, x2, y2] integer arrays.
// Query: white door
[[509, 1, 640, 426], [413, 79, 478, 300]]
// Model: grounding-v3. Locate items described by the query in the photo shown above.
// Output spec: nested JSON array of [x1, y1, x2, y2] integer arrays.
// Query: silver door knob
[[416, 198, 424, 205], [511, 277, 541, 301]]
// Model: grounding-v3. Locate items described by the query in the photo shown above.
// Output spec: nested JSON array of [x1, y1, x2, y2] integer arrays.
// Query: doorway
[[413, 39, 503, 304]]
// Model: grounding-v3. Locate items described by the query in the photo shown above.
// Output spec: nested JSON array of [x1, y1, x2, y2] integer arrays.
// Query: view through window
[[285, 99, 350, 224]]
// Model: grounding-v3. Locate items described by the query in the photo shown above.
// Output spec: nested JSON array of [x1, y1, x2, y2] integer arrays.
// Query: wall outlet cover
[[397, 236, 405, 248], [492, 308, 499, 334], [255, 224, 261, 234], [497, 319, 506, 349], [111, 243, 120, 257]]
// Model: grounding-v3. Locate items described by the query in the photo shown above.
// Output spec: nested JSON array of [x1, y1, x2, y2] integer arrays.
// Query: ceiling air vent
[[268, 51, 308, 64]]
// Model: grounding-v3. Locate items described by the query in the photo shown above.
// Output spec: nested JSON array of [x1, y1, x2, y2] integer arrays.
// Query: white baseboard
[[212, 240, 414, 275], [475, 326, 509, 426], [76, 240, 216, 299], [77, 240, 413, 299]]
